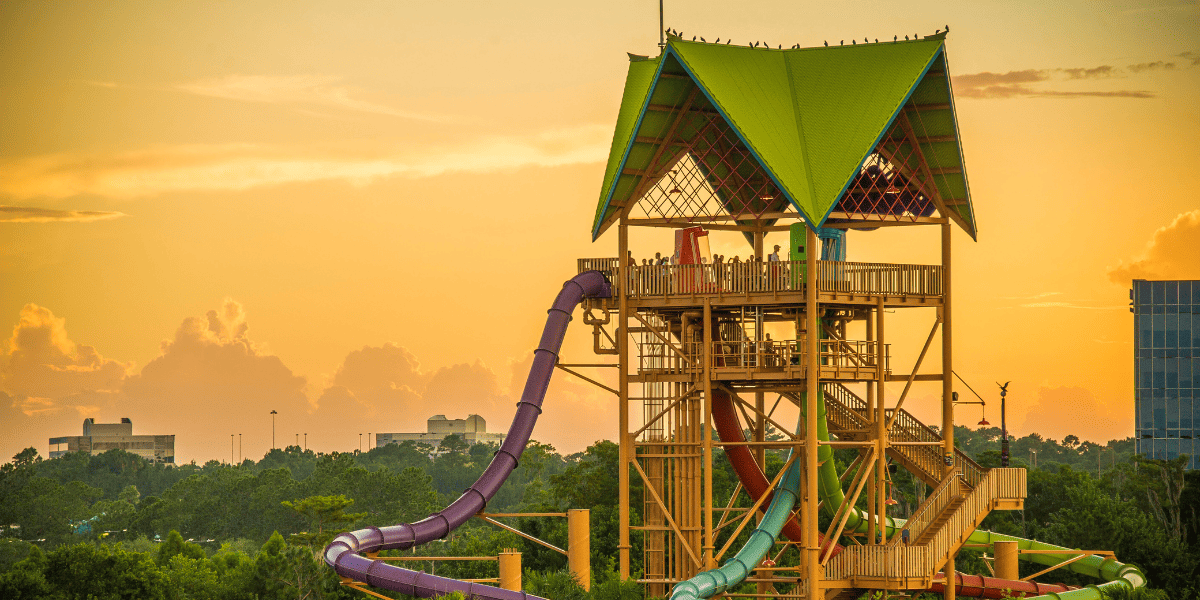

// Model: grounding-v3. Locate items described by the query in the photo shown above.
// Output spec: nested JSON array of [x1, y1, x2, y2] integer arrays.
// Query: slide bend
[[323, 271, 611, 600]]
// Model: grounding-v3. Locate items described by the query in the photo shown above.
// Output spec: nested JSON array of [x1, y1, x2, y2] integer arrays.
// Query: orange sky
[[2, 1, 1198, 464]]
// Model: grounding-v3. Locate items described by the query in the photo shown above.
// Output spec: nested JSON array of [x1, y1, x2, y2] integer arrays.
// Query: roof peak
[[661, 30, 947, 53]]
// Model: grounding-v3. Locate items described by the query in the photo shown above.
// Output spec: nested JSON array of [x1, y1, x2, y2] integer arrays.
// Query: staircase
[[821, 383, 1027, 589], [822, 382, 985, 490]]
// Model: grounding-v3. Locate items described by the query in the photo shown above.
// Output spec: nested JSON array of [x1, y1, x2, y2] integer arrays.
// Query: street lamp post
[[998, 382, 1010, 467], [304, 433, 307, 451], [238, 434, 242, 462], [270, 410, 278, 450], [231, 434, 234, 465], [359, 433, 363, 453]]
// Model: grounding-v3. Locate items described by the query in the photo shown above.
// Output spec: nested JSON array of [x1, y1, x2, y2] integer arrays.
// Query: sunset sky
[[2, 1, 1198, 464]]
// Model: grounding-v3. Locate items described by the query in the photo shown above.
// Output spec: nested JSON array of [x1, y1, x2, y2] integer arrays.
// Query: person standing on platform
[[768, 244, 782, 290]]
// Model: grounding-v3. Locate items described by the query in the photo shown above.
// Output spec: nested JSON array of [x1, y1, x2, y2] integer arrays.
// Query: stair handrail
[[891, 469, 964, 546]]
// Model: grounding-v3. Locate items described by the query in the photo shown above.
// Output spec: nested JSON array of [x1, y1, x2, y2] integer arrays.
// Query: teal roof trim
[[815, 45, 946, 229], [662, 45, 807, 226], [592, 55, 666, 240], [940, 52, 978, 240]]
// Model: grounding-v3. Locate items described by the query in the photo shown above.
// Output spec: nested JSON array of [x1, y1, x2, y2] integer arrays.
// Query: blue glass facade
[[1133, 279, 1200, 469]]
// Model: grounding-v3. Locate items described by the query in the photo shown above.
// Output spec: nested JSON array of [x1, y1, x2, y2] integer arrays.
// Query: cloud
[[0, 126, 612, 200], [1015, 386, 1130, 444], [954, 67, 1153, 99], [1179, 51, 1200, 66], [1017, 301, 1125, 310], [120, 299, 309, 458], [1001, 291, 1062, 300], [1059, 65, 1118, 79], [177, 74, 443, 122], [1, 304, 131, 410], [1107, 209, 1200, 284], [1128, 61, 1176, 73], [0, 205, 127, 223], [313, 343, 426, 420]]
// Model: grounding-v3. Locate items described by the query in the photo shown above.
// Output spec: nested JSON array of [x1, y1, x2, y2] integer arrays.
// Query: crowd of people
[[625, 244, 805, 295]]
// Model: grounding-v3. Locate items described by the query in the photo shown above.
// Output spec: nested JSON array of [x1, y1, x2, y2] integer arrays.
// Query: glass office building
[[1133, 279, 1200, 469]]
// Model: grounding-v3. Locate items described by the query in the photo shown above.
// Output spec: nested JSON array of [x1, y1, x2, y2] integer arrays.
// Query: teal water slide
[[669, 389, 1147, 600]]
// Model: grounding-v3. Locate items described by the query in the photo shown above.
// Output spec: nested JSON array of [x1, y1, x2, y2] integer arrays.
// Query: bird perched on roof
[[914, 33, 919, 39], [875, 38, 878, 43], [894, 35, 898, 42], [865, 37, 869, 43], [715, 37, 720, 43], [840, 40, 844, 45], [726, 39, 732, 44], [824, 40, 828, 46], [852, 39, 856, 44], [692, 36, 697, 41], [904, 35, 909, 40], [778, 44, 781, 49], [945, 24, 950, 31]]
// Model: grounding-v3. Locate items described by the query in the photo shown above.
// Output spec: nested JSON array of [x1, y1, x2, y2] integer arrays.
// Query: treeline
[[0, 430, 1198, 599]]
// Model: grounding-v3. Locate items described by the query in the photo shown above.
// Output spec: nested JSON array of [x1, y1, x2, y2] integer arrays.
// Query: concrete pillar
[[994, 541, 1019, 581], [568, 509, 591, 590], [499, 549, 522, 592]]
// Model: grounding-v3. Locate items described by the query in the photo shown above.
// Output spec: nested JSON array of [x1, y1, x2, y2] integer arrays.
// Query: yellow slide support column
[[499, 549, 523, 592], [994, 541, 1019, 581], [568, 509, 592, 590]]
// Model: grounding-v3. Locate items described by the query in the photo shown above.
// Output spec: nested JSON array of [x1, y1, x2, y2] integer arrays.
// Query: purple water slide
[[325, 271, 612, 599]]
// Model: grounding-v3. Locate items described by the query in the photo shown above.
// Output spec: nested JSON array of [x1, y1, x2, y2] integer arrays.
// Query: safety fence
[[577, 258, 943, 300]]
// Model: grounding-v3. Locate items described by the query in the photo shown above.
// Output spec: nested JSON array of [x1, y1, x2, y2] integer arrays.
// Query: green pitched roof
[[592, 33, 977, 241]]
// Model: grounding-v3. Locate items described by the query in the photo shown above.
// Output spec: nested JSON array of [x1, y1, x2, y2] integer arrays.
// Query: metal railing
[[636, 340, 889, 377], [891, 470, 964, 546], [827, 468, 1026, 581], [579, 258, 944, 300], [824, 383, 984, 488]]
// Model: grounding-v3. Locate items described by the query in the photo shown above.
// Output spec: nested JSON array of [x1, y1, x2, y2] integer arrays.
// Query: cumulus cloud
[[0, 206, 127, 223], [314, 343, 426, 421], [1, 304, 130, 412], [0, 126, 611, 200], [1015, 386, 1130, 444], [121, 299, 309, 458], [1180, 50, 1200, 66], [177, 74, 443, 122], [1107, 210, 1200, 284], [953, 65, 1153, 99]]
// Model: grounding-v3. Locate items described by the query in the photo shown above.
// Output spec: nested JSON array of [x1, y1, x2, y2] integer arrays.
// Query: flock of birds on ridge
[[664, 25, 949, 49]]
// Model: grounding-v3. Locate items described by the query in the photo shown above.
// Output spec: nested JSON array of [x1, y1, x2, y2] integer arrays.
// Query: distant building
[[376, 414, 504, 449], [1132, 279, 1199, 469], [49, 418, 175, 463]]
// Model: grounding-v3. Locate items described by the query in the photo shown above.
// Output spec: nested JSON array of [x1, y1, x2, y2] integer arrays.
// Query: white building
[[49, 418, 175, 463], [376, 414, 504, 449]]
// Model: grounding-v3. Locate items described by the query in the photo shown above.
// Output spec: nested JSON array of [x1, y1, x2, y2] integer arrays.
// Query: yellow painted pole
[[702, 298, 716, 569], [941, 221, 956, 600], [618, 220, 631, 579], [994, 541, 1019, 581], [804, 225, 822, 597], [499, 549, 522, 592], [866, 309, 876, 545], [876, 296, 887, 544], [568, 509, 591, 590]]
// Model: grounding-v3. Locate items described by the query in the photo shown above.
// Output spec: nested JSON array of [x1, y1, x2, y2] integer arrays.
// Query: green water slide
[[669, 389, 1147, 600]]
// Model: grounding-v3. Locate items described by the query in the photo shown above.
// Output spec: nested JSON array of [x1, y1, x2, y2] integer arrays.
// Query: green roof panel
[[593, 34, 978, 240]]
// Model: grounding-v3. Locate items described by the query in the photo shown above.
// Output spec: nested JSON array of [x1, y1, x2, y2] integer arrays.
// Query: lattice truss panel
[[628, 113, 794, 223], [628, 107, 951, 225], [833, 118, 943, 221]]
